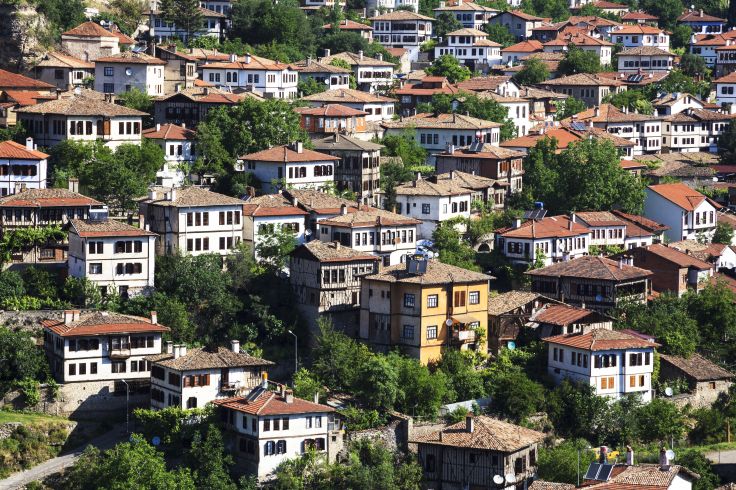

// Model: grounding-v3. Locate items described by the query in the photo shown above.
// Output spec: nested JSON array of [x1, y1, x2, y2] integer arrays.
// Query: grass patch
[[0, 411, 68, 425]]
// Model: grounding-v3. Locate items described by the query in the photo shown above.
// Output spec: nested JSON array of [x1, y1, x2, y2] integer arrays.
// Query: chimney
[[169, 188, 177, 201], [138, 213, 145, 229], [594, 107, 600, 118], [156, 123, 161, 132], [599, 446, 608, 464], [568, 219, 574, 230], [63, 310, 75, 324], [292, 196, 299, 207], [359, 50, 364, 60], [180, 345, 187, 357], [148, 188, 157, 200], [13, 182, 21, 194], [377, 53, 383, 61], [229, 53, 238, 62], [314, 392, 320, 403], [68, 177, 79, 193], [626, 446, 634, 465], [448, 143, 455, 154], [25, 137, 33, 151], [203, 87, 210, 96], [173, 345, 181, 359], [340, 203, 348, 215], [619, 258, 624, 269], [659, 447, 670, 470], [417, 172, 422, 181], [466, 414, 474, 433], [324, 48, 331, 57], [449, 170, 455, 179], [231, 339, 240, 353], [150, 311, 157, 324], [261, 371, 268, 388], [165, 341, 173, 354], [513, 218, 522, 229], [699, 8, 703, 16], [245, 52, 252, 64], [150, 42, 156, 58], [570, 212, 576, 223], [285, 389, 294, 403]]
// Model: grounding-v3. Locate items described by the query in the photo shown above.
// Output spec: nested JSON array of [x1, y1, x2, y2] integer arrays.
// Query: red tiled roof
[[497, 214, 588, 239], [647, 182, 714, 211], [241, 193, 309, 217], [142, 123, 196, 140], [0, 188, 101, 208], [502, 40, 544, 52], [323, 19, 373, 30], [545, 328, 659, 350], [678, 10, 725, 23], [0, 69, 55, 90], [42, 311, 169, 337], [527, 255, 653, 281], [637, 243, 713, 270], [70, 218, 157, 238], [614, 25, 665, 34], [500, 127, 582, 150], [4, 90, 57, 107], [534, 304, 600, 326], [621, 11, 659, 20], [62, 21, 118, 38], [294, 104, 367, 117], [214, 390, 335, 415], [592, 1, 628, 8], [0, 140, 49, 160], [239, 145, 339, 163]]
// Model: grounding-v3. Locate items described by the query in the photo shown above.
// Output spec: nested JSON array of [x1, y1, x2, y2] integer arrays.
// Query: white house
[[501, 40, 543, 65], [652, 92, 706, 116], [433, 2, 499, 30], [369, 11, 434, 63], [67, 218, 157, 298], [147, 6, 225, 43], [488, 11, 546, 40], [677, 9, 725, 35], [320, 51, 395, 94], [137, 186, 246, 256], [575, 211, 662, 250], [545, 328, 659, 402], [142, 123, 197, 185], [366, 0, 419, 15], [242, 193, 309, 258], [301, 88, 396, 122], [238, 143, 339, 194], [33, 51, 95, 91], [43, 310, 168, 384], [570, 104, 663, 155], [661, 110, 734, 153], [292, 59, 352, 92], [0, 139, 48, 197], [201, 53, 298, 99], [317, 205, 421, 266], [147, 340, 274, 410], [617, 47, 675, 72], [690, 33, 728, 68], [215, 383, 342, 480], [495, 215, 591, 266], [543, 34, 613, 66], [434, 28, 502, 71], [644, 182, 720, 242], [610, 25, 670, 50], [714, 71, 736, 108], [94, 51, 166, 96], [476, 91, 531, 137], [16, 90, 146, 150]]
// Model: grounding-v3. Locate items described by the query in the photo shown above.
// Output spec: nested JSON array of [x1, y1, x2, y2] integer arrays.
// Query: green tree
[[292, 368, 323, 402], [380, 129, 428, 167], [713, 221, 734, 244], [678, 450, 721, 490], [718, 120, 736, 164], [298, 77, 328, 96], [554, 96, 587, 120], [686, 282, 736, 363], [0, 327, 50, 395], [391, 352, 450, 417], [546, 380, 611, 443], [380, 157, 416, 211], [63, 435, 196, 489], [635, 398, 686, 443], [434, 12, 463, 38], [355, 354, 399, 410], [187, 425, 237, 490], [520, 0, 569, 20], [680, 52, 708, 78], [117, 87, 153, 117], [484, 23, 517, 48], [431, 349, 486, 401], [161, 0, 204, 41], [513, 58, 550, 85], [426, 54, 472, 83], [36, 0, 85, 32], [646, 69, 711, 100], [432, 221, 480, 271], [558, 44, 601, 75], [0, 270, 25, 299], [487, 368, 545, 422], [425, 92, 516, 141], [639, 0, 684, 29], [538, 439, 596, 484], [604, 89, 654, 115], [255, 228, 298, 272], [108, 0, 146, 34], [671, 25, 694, 50], [311, 320, 372, 392]]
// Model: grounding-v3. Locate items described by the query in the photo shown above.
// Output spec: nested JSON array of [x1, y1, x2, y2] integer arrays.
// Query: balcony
[[453, 329, 476, 342], [221, 381, 241, 393], [109, 348, 131, 359]]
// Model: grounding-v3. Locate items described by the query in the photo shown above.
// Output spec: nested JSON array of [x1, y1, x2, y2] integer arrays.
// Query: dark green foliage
[[513, 58, 550, 85], [558, 44, 601, 76], [635, 398, 687, 443], [35, 0, 86, 33], [672, 25, 694, 50], [298, 77, 328, 96], [677, 450, 721, 490], [431, 349, 486, 401], [545, 380, 611, 443], [432, 221, 480, 271], [161, 0, 205, 40], [484, 23, 517, 47], [380, 157, 416, 212], [537, 439, 596, 484], [487, 368, 545, 422], [0, 270, 24, 299], [718, 120, 736, 164], [713, 222, 734, 244], [639, 0, 684, 29], [554, 97, 587, 120], [520, 0, 570, 21], [434, 12, 463, 38], [0, 423, 71, 478], [380, 130, 428, 167], [644, 69, 711, 100], [187, 424, 237, 490], [426, 54, 472, 83], [422, 92, 516, 141], [604, 90, 654, 114], [0, 327, 50, 395]]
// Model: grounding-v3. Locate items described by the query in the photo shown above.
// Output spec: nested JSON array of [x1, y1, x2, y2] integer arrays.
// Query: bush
[[0, 422, 70, 478]]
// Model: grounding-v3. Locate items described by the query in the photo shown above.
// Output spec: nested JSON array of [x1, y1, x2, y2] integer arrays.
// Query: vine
[[0, 226, 67, 266]]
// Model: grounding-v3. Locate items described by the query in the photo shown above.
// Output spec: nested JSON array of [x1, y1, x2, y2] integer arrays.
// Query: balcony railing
[[221, 381, 241, 392], [109, 348, 131, 359], [453, 330, 476, 342]]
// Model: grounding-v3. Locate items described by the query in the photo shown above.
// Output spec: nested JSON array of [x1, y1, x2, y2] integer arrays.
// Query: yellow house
[[359, 257, 491, 364]]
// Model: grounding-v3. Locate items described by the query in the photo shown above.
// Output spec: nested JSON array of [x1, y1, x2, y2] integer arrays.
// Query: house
[[290, 240, 380, 336], [495, 215, 591, 266], [146, 6, 225, 43], [519, 86, 569, 122], [33, 51, 95, 91], [537, 73, 626, 107], [590, 1, 629, 15], [300, 88, 396, 122], [388, 175, 475, 239], [433, 2, 499, 30], [526, 255, 652, 312], [621, 11, 659, 25], [147, 340, 274, 410], [678, 9, 725, 35], [137, 186, 246, 257], [669, 240, 736, 270], [583, 464, 698, 490], [317, 204, 420, 266], [0, 139, 48, 197], [310, 133, 383, 203], [568, 104, 663, 155], [67, 218, 156, 298], [241, 193, 309, 257], [714, 71, 736, 108], [366, 0, 419, 14], [487, 291, 558, 353], [690, 32, 735, 68], [433, 29, 502, 72], [617, 47, 675, 72], [238, 143, 339, 194], [652, 92, 706, 116], [644, 182, 720, 241], [435, 143, 525, 204], [411, 415, 545, 490], [622, 243, 714, 296], [302, 0, 345, 11], [43, 310, 168, 387], [381, 113, 502, 163], [545, 328, 658, 402], [319, 51, 395, 93], [543, 34, 614, 66], [16, 90, 146, 150], [150, 44, 198, 94], [369, 11, 433, 62], [142, 123, 196, 185], [0, 182, 103, 265], [595, 70, 669, 89], [664, 109, 734, 153], [281, 189, 358, 235], [0, 69, 58, 127], [659, 353, 733, 408], [94, 51, 166, 96], [60, 21, 124, 62], [395, 76, 460, 116], [500, 125, 635, 157], [322, 20, 374, 42], [456, 75, 521, 96], [295, 105, 368, 136], [575, 211, 663, 250], [489, 11, 546, 40], [715, 42, 736, 77], [292, 59, 351, 92], [360, 256, 492, 363], [201, 53, 299, 99], [153, 85, 260, 128], [214, 383, 342, 480], [476, 91, 533, 137], [530, 303, 614, 337], [610, 25, 670, 50], [501, 40, 544, 65], [432, 170, 509, 211]]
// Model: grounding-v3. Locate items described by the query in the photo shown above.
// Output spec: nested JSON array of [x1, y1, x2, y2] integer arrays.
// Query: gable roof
[[239, 145, 340, 163], [95, 51, 166, 65], [319, 205, 421, 228], [539, 73, 624, 87], [0, 188, 101, 208], [502, 40, 544, 53], [201, 54, 290, 71], [294, 104, 367, 117], [138, 186, 244, 207], [62, 21, 118, 38], [570, 103, 660, 123], [533, 304, 608, 326], [496, 215, 589, 239], [545, 327, 659, 350], [368, 10, 434, 21], [282, 188, 358, 214], [435, 2, 499, 12], [310, 133, 383, 152], [42, 311, 169, 337], [393, 177, 475, 197], [634, 243, 714, 270], [613, 25, 665, 34], [147, 346, 274, 371], [0, 140, 49, 160], [381, 112, 501, 130], [69, 218, 157, 238], [291, 240, 379, 263], [241, 193, 308, 217], [16, 92, 146, 117], [214, 390, 335, 415], [618, 47, 674, 56], [437, 142, 525, 160], [488, 291, 551, 316], [526, 255, 653, 281], [36, 51, 95, 69], [156, 86, 259, 104], [410, 415, 544, 451], [646, 182, 711, 211], [365, 259, 491, 285], [660, 353, 733, 381], [142, 123, 196, 140], [621, 11, 659, 20], [584, 464, 699, 490], [456, 75, 513, 92], [320, 51, 395, 67], [0, 69, 56, 90], [678, 10, 725, 23], [323, 19, 374, 30], [291, 59, 352, 74]]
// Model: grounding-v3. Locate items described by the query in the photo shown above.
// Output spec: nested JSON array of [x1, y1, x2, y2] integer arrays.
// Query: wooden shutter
[[204, 374, 210, 386], [183, 375, 191, 387]]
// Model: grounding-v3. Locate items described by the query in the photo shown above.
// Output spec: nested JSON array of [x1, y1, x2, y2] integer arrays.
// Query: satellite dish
[[666, 449, 676, 461], [125, 67, 133, 76], [507, 341, 516, 350], [493, 475, 505, 485], [152, 436, 161, 446], [664, 387, 673, 397], [505, 473, 517, 484], [445, 319, 454, 327]]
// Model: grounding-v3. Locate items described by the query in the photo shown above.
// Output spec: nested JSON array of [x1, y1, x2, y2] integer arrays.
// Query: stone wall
[[0, 309, 71, 331], [0, 422, 22, 440]]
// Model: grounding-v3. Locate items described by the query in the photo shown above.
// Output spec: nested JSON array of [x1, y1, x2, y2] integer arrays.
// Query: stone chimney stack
[[231, 339, 240, 353], [150, 311, 157, 324]]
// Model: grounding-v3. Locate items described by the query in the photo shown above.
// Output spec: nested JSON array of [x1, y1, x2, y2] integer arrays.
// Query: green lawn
[[0, 410, 68, 425]]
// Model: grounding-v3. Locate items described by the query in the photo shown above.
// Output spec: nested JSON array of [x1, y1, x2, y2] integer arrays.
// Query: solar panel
[[523, 208, 547, 220], [469, 140, 484, 152], [571, 122, 588, 131], [584, 463, 602, 481], [598, 464, 614, 481]]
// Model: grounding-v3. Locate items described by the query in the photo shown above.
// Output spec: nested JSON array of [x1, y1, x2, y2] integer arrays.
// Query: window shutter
[[204, 374, 210, 386], [183, 376, 191, 387]]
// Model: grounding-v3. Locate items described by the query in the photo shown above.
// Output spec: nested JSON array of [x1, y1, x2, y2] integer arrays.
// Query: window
[[276, 440, 287, 454], [454, 291, 466, 307], [111, 361, 126, 373], [88, 241, 103, 254], [421, 203, 430, 214], [426, 454, 436, 472], [104, 67, 114, 77], [69, 363, 76, 376], [90, 362, 97, 374], [469, 291, 480, 305], [282, 417, 289, 430], [306, 416, 312, 428], [404, 293, 415, 307], [629, 352, 644, 366], [402, 324, 414, 340], [315, 416, 322, 428], [264, 419, 271, 431], [426, 325, 437, 340], [88, 263, 102, 274], [273, 418, 280, 431], [187, 397, 197, 409], [600, 376, 614, 389], [427, 294, 438, 308]]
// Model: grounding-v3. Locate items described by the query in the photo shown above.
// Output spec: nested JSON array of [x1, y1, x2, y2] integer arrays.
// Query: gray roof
[[147, 346, 274, 371], [311, 133, 384, 152]]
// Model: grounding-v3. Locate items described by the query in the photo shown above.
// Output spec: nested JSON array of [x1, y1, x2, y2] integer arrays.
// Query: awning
[[450, 313, 483, 325]]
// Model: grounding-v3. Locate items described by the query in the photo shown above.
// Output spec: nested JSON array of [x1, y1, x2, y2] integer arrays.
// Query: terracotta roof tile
[[95, 52, 167, 65], [214, 390, 335, 415], [0, 140, 49, 160], [533, 304, 604, 326], [142, 123, 196, 140], [239, 145, 339, 163], [138, 186, 245, 207], [147, 346, 274, 370], [291, 240, 379, 262], [3, 90, 56, 107], [487, 291, 549, 316], [502, 40, 544, 52], [647, 182, 708, 211], [292, 59, 351, 74], [584, 464, 699, 489], [201, 54, 290, 71], [382, 112, 501, 130], [365, 259, 491, 285], [613, 25, 665, 34], [621, 11, 659, 20], [301, 88, 394, 103], [437, 142, 525, 159], [497, 214, 589, 238], [62, 21, 118, 38], [0, 69, 55, 90], [526, 255, 653, 281], [410, 415, 544, 451], [678, 10, 725, 22], [618, 47, 674, 56], [0, 188, 101, 208], [394, 177, 475, 197], [294, 104, 367, 117], [545, 327, 659, 350], [530, 482, 576, 490], [320, 52, 395, 67], [42, 311, 169, 337], [660, 353, 733, 381], [368, 10, 434, 20], [540, 73, 625, 87], [435, 2, 499, 12], [310, 133, 383, 152], [456, 75, 512, 92], [36, 51, 94, 69], [323, 19, 373, 30], [70, 218, 157, 237], [241, 193, 308, 217], [636, 243, 714, 270], [16, 92, 146, 117], [320, 205, 421, 228], [283, 189, 359, 214]]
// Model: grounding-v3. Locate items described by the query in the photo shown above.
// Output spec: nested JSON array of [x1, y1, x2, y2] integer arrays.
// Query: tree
[[426, 54, 472, 83], [635, 399, 686, 443], [603, 89, 654, 115], [646, 69, 711, 100], [434, 12, 463, 38], [686, 281, 736, 363], [520, 0, 569, 21], [513, 58, 549, 85], [117, 87, 154, 119], [0, 270, 25, 299], [678, 450, 721, 490], [311, 320, 372, 392], [187, 425, 237, 490], [292, 368, 323, 401], [487, 368, 545, 422], [0, 327, 50, 395], [380, 157, 416, 211], [484, 23, 517, 48], [718, 120, 736, 164], [713, 221, 734, 244], [380, 129, 428, 168], [108, 0, 146, 34], [431, 349, 486, 402], [298, 77, 328, 96], [355, 354, 399, 410], [538, 440, 596, 484], [554, 97, 587, 120], [161, 0, 204, 41], [432, 221, 480, 271], [639, 0, 684, 29], [671, 25, 694, 50], [558, 44, 601, 76], [546, 380, 611, 443], [680, 52, 708, 78], [255, 228, 298, 272], [425, 92, 516, 141], [391, 353, 449, 417], [63, 435, 196, 489]]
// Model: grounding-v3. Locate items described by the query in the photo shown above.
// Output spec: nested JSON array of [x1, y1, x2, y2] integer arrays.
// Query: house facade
[[621, 243, 714, 296], [369, 11, 434, 62], [434, 28, 502, 71], [570, 104, 663, 155], [33, 51, 95, 91], [433, 2, 499, 30], [301, 88, 396, 122], [0, 139, 48, 197], [644, 183, 719, 241], [142, 123, 197, 185], [201, 54, 299, 99], [241, 193, 309, 258], [94, 52, 166, 96], [319, 52, 395, 94], [495, 215, 591, 266]]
